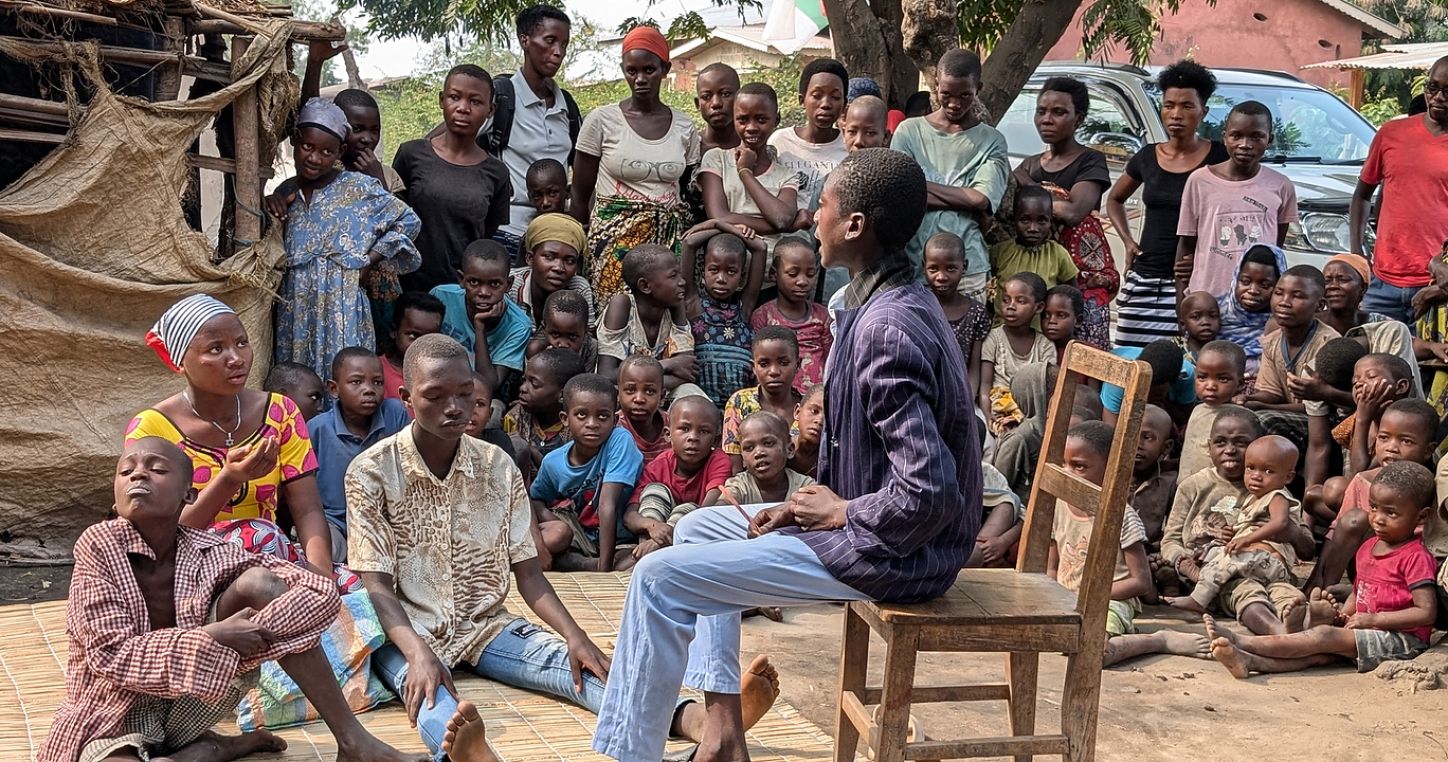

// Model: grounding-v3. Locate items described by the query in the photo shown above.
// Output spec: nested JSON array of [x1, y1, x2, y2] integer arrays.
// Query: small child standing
[[526, 158, 570, 217], [1215, 244, 1284, 380], [1175, 290, 1221, 361], [988, 186, 1079, 322], [530, 373, 645, 572], [716, 411, 816, 504], [1132, 404, 1179, 555], [1167, 435, 1305, 616], [625, 396, 732, 559], [979, 272, 1055, 432], [597, 244, 700, 396], [504, 348, 584, 483], [751, 238, 832, 391], [924, 231, 991, 401], [264, 361, 327, 421], [381, 290, 444, 400], [723, 327, 805, 472], [1042, 284, 1085, 365], [526, 289, 599, 372], [790, 384, 825, 479], [1206, 460, 1438, 677], [617, 355, 670, 465], [307, 348, 410, 562], [1179, 340, 1246, 481], [682, 221, 768, 408], [1049, 421, 1210, 666]]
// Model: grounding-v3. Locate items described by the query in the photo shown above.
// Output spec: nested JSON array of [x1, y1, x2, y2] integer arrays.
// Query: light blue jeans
[[1363, 276, 1421, 325], [592, 504, 869, 762], [373, 618, 606, 761]]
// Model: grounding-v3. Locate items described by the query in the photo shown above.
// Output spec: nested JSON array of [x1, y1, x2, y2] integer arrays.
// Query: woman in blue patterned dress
[[274, 99, 421, 379]]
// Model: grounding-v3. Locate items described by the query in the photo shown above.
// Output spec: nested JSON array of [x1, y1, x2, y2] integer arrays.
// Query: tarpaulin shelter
[[0, 0, 340, 561]]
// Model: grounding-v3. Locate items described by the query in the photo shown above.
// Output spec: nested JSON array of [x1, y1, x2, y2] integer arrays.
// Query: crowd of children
[[40, 23, 1448, 762]]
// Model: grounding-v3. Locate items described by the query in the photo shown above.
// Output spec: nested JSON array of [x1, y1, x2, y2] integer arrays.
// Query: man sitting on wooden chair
[[591, 148, 983, 762]]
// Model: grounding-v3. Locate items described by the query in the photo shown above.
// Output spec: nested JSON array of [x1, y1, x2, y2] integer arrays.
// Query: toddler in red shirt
[[1205, 460, 1439, 677], [623, 395, 732, 560]]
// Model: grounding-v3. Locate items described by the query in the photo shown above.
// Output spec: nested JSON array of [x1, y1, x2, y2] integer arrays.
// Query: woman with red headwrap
[[570, 25, 700, 306]]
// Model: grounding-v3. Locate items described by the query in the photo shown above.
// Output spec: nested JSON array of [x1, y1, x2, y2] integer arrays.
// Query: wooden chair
[[833, 342, 1152, 762]]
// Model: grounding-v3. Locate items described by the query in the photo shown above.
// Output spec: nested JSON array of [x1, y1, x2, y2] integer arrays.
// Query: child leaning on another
[[504, 348, 584, 484], [924, 231, 991, 401], [1166, 435, 1305, 616], [751, 237, 833, 392], [597, 244, 701, 397], [530, 373, 645, 572], [624, 395, 732, 560], [979, 272, 1055, 434], [1049, 421, 1211, 667], [723, 326, 805, 473], [1206, 460, 1439, 677], [306, 348, 410, 562], [682, 220, 768, 408], [714, 411, 815, 504]]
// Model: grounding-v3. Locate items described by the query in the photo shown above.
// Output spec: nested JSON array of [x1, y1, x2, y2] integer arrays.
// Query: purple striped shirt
[[798, 267, 983, 603]]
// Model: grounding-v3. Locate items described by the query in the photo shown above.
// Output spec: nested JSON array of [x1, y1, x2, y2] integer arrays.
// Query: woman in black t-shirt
[[1107, 60, 1228, 349]]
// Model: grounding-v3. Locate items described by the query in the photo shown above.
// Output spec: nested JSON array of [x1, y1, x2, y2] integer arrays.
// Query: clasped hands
[[747, 485, 848, 537]]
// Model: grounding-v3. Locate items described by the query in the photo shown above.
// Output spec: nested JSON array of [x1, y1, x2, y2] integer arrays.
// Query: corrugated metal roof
[[1302, 41, 1448, 71]]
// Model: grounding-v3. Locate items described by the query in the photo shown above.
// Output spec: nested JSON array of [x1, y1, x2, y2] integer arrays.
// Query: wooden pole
[[153, 17, 184, 101], [231, 36, 262, 249], [0, 35, 233, 82], [1349, 68, 1365, 109]]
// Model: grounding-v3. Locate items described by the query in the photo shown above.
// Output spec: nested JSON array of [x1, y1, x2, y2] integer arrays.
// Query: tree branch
[[978, 0, 1088, 124]]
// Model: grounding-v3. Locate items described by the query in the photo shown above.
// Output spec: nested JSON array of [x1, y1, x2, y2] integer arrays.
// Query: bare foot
[[1306, 588, 1340, 629], [441, 701, 498, 762], [1279, 590, 1308, 633], [185, 729, 287, 761], [1158, 630, 1212, 659], [1163, 595, 1208, 614], [336, 733, 430, 762], [1209, 636, 1253, 679], [1201, 614, 1238, 646], [741, 654, 781, 730], [742, 606, 784, 622]]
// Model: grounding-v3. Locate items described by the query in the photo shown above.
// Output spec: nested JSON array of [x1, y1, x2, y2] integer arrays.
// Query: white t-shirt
[[767, 127, 846, 213], [698, 146, 804, 250], [576, 103, 700, 206]]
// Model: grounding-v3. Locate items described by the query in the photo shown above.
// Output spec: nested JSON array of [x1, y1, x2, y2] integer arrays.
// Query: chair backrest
[[1015, 342, 1152, 628]]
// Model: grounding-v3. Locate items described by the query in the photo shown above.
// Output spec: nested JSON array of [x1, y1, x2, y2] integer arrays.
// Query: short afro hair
[[1228, 99, 1273, 127], [1242, 244, 1282, 279], [670, 393, 722, 426], [1067, 420, 1115, 460], [1046, 284, 1084, 318], [925, 231, 965, 262], [264, 362, 321, 394], [1157, 59, 1217, 104], [393, 291, 445, 329], [543, 288, 589, 322], [1373, 460, 1436, 510], [1359, 352, 1414, 384], [444, 64, 493, 95], [562, 372, 616, 408], [1213, 404, 1264, 438], [904, 90, 932, 116], [526, 157, 567, 186], [827, 148, 927, 252], [1139, 340, 1185, 388], [1311, 337, 1366, 391], [698, 61, 740, 86], [753, 325, 800, 357], [333, 88, 379, 113], [1199, 339, 1248, 376], [704, 232, 748, 263], [530, 346, 585, 385], [798, 57, 848, 97], [516, 4, 570, 37], [937, 49, 982, 81], [1381, 398, 1441, 442], [621, 243, 677, 294], [1014, 184, 1055, 214], [124, 437, 196, 486], [1003, 271, 1048, 303], [331, 346, 380, 380], [740, 409, 791, 441], [1281, 264, 1326, 299], [1041, 76, 1089, 116], [461, 238, 511, 272], [737, 81, 779, 110], [619, 353, 664, 381], [403, 333, 470, 387]]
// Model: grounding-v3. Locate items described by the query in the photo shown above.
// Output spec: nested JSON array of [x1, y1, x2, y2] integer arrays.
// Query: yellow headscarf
[[523, 212, 586, 256]]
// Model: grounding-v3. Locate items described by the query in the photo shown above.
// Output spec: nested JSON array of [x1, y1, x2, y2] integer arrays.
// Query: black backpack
[[479, 73, 583, 164]]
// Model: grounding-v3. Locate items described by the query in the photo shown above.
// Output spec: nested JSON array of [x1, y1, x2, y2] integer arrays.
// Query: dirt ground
[[10, 564, 1446, 761]]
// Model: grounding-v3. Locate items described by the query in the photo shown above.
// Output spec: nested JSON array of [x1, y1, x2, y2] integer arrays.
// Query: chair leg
[[872, 627, 920, 762], [1059, 646, 1107, 762], [833, 605, 870, 762], [1006, 651, 1039, 762]]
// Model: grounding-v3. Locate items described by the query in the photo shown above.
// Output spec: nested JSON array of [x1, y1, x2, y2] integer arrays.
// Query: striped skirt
[[1115, 270, 1179, 348]]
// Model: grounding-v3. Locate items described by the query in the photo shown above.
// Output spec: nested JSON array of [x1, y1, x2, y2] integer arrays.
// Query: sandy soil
[[741, 604, 1448, 762]]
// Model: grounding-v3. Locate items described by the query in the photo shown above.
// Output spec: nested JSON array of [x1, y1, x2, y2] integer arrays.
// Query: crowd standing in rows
[[39, 6, 1448, 761]]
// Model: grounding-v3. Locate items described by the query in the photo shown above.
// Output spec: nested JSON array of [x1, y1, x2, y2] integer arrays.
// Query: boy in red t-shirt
[[624, 395, 733, 560], [1205, 460, 1439, 677]]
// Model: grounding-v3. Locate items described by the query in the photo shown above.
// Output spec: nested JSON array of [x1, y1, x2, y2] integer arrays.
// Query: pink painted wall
[[1044, 0, 1374, 90]]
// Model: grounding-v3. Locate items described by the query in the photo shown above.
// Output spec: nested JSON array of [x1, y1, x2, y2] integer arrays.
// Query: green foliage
[[341, 0, 535, 42], [289, 0, 369, 86], [1078, 0, 1215, 64]]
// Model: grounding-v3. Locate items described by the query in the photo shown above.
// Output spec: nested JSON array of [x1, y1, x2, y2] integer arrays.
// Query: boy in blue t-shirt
[[431, 238, 532, 394], [531, 373, 644, 572], [306, 348, 410, 562]]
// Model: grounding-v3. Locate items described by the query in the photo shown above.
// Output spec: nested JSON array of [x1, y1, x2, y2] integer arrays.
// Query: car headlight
[[1285, 213, 1352, 253]]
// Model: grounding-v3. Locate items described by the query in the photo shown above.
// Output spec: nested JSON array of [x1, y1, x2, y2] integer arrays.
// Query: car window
[[999, 89, 1045, 153], [1149, 82, 1374, 163], [1078, 89, 1142, 162]]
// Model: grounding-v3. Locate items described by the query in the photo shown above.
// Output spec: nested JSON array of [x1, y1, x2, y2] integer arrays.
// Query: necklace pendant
[[225, 433, 234, 447]]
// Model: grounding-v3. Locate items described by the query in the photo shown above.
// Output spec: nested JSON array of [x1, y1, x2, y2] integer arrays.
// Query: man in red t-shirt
[[1350, 56, 1448, 323]]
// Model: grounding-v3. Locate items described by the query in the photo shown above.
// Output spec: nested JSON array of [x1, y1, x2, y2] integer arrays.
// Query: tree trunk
[[901, 0, 958, 89], [978, 0, 1087, 124], [823, 0, 919, 106]]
